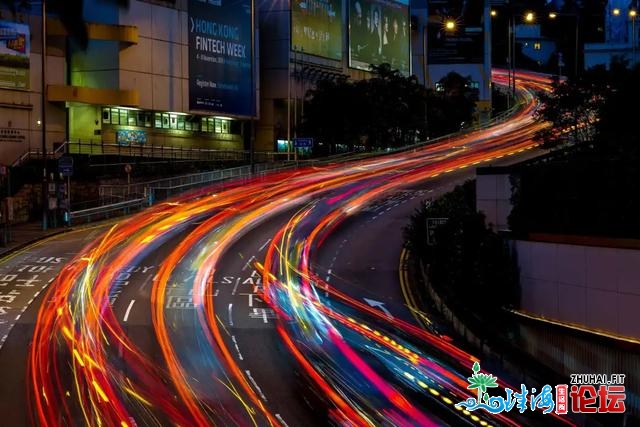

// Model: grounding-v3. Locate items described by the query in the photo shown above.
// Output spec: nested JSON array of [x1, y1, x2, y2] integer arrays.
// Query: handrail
[[69, 197, 146, 224]]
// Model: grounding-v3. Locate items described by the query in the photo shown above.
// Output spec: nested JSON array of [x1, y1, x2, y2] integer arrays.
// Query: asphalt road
[[0, 146, 549, 426]]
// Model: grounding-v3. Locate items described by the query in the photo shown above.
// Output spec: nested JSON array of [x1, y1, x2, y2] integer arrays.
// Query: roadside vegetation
[[511, 59, 640, 238], [300, 64, 510, 155], [403, 180, 520, 326]]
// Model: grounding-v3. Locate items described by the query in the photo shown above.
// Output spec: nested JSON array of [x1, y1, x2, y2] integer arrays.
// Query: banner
[[427, 0, 484, 64], [0, 20, 30, 90], [348, 0, 410, 74], [291, 0, 343, 60], [188, 0, 254, 117]]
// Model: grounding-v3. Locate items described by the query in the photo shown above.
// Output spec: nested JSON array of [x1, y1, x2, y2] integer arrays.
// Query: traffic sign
[[58, 156, 74, 177], [426, 217, 448, 246], [294, 137, 313, 148]]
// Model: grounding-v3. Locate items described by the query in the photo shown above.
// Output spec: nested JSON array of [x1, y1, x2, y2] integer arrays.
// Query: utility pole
[[41, 0, 48, 231]]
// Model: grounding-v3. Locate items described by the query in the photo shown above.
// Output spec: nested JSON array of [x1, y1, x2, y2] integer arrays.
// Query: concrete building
[[0, 0, 493, 166]]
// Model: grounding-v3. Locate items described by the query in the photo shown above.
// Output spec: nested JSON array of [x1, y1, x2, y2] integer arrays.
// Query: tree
[[533, 69, 607, 148], [0, 0, 130, 50], [404, 180, 520, 320]]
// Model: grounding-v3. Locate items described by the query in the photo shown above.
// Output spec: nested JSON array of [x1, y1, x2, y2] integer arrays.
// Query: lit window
[[534, 42, 541, 50]]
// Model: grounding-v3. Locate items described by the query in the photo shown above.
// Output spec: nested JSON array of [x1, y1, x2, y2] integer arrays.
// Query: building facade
[[0, 0, 493, 166]]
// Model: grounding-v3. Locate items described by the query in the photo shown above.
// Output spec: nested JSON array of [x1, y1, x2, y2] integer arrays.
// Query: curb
[[0, 228, 75, 261]]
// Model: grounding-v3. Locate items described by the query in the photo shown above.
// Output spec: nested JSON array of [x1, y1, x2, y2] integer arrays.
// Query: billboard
[[426, 0, 484, 64], [349, 0, 410, 75], [0, 20, 30, 90], [291, 0, 343, 60], [188, 0, 254, 117]]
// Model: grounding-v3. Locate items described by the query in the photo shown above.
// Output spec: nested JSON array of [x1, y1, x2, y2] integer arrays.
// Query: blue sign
[[294, 137, 314, 148], [188, 0, 255, 117], [58, 156, 73, 177]]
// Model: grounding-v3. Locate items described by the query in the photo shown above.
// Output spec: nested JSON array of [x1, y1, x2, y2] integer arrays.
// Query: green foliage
[[404, 180, 520, 319], [533, 73, 604, 148], [512, 59, 640, 239], [301, 65, 479, 154], [534, 58, 640, 151]]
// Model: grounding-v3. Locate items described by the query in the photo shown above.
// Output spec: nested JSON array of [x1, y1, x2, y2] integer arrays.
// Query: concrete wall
[[0, 11, 66, 166], [119, 1, 187, 112], [514, 238, 640, 341], [475, 169, 511, 231]]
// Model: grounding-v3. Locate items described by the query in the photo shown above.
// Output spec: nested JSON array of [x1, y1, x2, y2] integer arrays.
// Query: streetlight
[[41, 0, 48, 231], [548, 10, 580, 77], [445, 20, 456, 31], [510, 11, 535, 97], [630, 9, 637, 66]]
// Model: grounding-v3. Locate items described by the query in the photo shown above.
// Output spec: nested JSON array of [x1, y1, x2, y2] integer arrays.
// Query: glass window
[[169, 114, 178, 129], [162, 113, 170, 129], [177, 115, 185, 130], [154, 113, 162, 128], [102, 108, 111, 124], [137, 112, 144, 125], [127, 111, 137, 126], [214, 119, 223, 134], [119, 110, 128, 126], [111, 108, 120, 124]]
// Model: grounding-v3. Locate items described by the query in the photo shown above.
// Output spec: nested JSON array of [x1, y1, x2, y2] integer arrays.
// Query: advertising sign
[[0, 20, 30, 90], [426, 0, 484, 64], [188, 0, 254, 117], [116, 129, 147, 146], [349, 0, 410, 74], [291, 0, 343, 60]]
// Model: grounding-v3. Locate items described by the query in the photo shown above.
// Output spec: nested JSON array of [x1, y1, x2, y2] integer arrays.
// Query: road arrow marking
[[363, 298, 393, 318]]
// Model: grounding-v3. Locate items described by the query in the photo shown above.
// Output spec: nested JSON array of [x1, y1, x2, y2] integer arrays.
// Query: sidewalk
[[0, 221, 73, 259]]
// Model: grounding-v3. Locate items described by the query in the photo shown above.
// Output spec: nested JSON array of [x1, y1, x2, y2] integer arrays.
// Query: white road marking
[[245, 370, 267, 401], [228, 303, 234, 326], [123, 299, 136, 322], [231, 277, 241, 295], [242, 255, 255, 271], [231, 335, 244, 360], [259, 239, 272, 251]]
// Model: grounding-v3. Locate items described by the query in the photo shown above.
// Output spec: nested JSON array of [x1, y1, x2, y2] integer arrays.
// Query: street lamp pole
[[631, 10, 637, 67], [574, 14, 580, 76], [41, 0, 48, 231]]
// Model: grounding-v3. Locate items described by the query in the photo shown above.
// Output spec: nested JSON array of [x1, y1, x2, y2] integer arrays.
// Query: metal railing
[[69, 198, 147, 225]]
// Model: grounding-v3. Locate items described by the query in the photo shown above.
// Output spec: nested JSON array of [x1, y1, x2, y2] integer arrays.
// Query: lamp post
[[41, 0, 48, 231], [630, 9, 637, 66], [549, 10, 580, 77]]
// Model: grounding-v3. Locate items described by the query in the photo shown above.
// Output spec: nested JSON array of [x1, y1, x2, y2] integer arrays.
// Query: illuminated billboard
[[291, 0, 343, 60], [0, 20, 30, 90], [188, 0, 255, 117], [348, 0, 410, 74], [426, 0, 484, 64]]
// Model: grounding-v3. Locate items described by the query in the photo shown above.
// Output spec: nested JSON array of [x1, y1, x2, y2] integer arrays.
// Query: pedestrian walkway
[[0, 221, 72, 258]]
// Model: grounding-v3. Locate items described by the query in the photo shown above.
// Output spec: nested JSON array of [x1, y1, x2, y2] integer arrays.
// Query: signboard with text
[[0, 20, 30, 90], [188, 0, 255, 117], [348, 0, 410, 74], [294, 137, 314, 148], [426, 0, 484, 64], [426, 217, 448, 245], [292, 0, 343, 60]]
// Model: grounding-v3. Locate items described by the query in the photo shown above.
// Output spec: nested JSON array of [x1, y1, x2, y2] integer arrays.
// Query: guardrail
[[69, 197, 147, 225], [72, 85, 529, 224]]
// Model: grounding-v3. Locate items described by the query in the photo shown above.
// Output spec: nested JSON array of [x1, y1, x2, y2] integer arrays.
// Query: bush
[[404, 180, 520, 319]]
